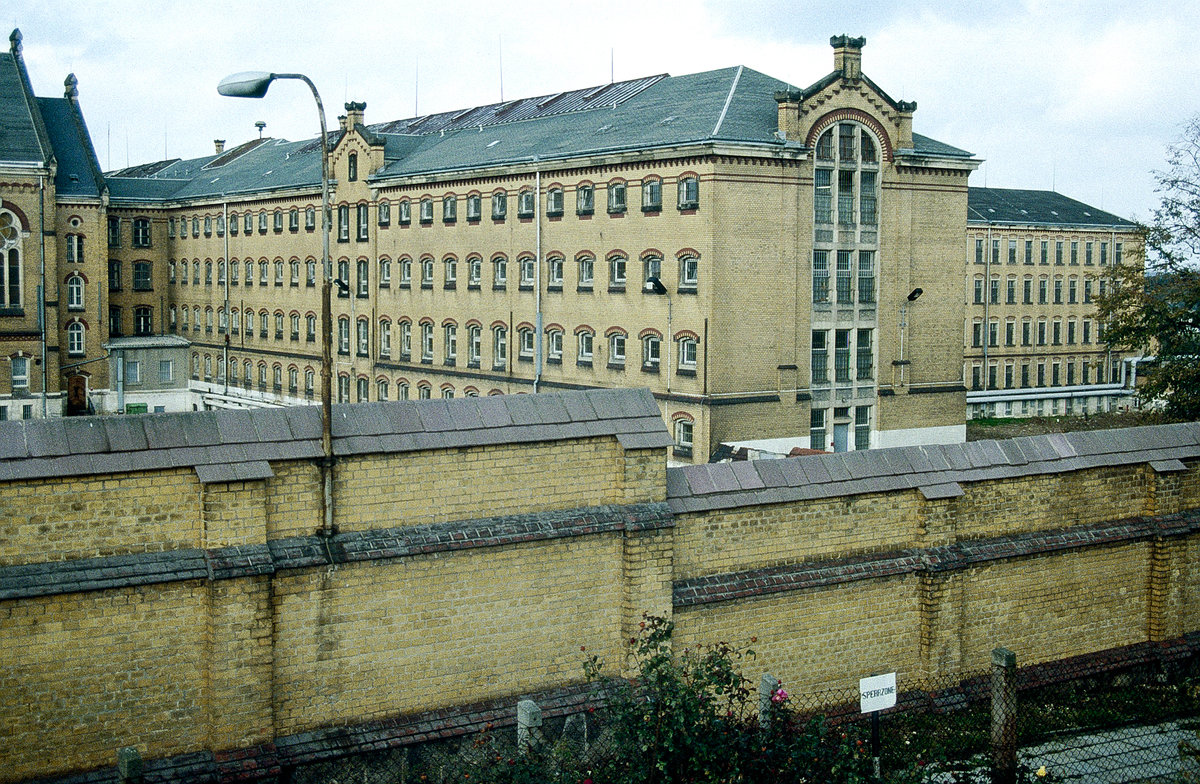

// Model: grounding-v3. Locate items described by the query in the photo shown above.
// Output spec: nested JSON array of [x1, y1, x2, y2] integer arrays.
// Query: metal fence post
[[758, 673, 779, 729], [117, 747, 143, 784], [517, 698, 542, 754], [991, 647, 1017, 784]]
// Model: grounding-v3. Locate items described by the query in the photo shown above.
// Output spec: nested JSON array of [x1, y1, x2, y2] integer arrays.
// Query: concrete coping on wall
[[0, 387, 672, 484], [667, 421, 1200, 514]]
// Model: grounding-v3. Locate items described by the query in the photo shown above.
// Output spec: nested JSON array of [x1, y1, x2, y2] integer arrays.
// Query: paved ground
[[1021, 719, 1200, 783]]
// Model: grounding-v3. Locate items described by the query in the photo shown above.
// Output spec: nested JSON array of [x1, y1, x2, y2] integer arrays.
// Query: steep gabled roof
[[0, 30, 49, 166], [36, 95, 104, 198], [968, 187, 1136, 229]]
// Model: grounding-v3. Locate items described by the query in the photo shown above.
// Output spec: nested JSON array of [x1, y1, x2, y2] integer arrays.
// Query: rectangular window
[[1067, 320, 1076, 345], [1070, 241, 1078, 265], [378, 201, 391, 226], [1024, 279, 1033, 304], [1008, 239, 1017, 264], [1085, 242, 1093, 266], [989, 277, 1000, 305], [1115, 242, 1123, 265], [834, 329, 851, 383], [810, 409, 826, 452], [607, 182, 626, 213], [107, 217, 120, 248], [442, 195, 457, 223], [855, 329, 872, 380], [338, 205, 349, 241], [1022, 321, 1031, 346], [445, 325, 457, 364], [859, 171, 876, 225], [857, 251, 874, 304], [837, 170, 854, 225], [1041, 240, 1049, 265], [812, 250, 829, 303], [811, 330, 828, 384], [357, 203, 369, 240], [1055, 241, 1064, 265], [641, 179, 662, 212], [132, 219, 151, 248], [815, 169, 832, 224], [1005, 321, 1015, 346], [1100, 242, 1108, 266], [576, 185, 593, 215], [677, 177, 699, 210], [974, 239, 984, 265], [1006, 278, 1016, 304], [855, 406, 870, 451], [836, 250, 853, 304], [1024, 239, 1033, 264], [493, 328, 507, 368]]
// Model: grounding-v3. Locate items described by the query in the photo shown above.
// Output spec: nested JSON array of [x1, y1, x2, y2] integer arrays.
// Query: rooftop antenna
[[610, 47, 614, 83], [255, 121, 266, 138], [106, 122, 110, 170], [414, 57, 419, 116], [499, 35, 504, 102]]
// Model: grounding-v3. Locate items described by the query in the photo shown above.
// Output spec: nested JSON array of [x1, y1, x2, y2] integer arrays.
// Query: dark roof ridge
[[668, 422, 1200, 512], [0, 388, 670, 483]]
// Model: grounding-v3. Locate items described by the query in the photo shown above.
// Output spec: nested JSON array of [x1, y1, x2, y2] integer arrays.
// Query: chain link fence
[[282, 648, 1200, 784]]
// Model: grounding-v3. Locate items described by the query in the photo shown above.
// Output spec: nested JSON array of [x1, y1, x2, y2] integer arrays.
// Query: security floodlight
[[217, 71, 276, 99], [645, 276, 668, 296], [334, 278, 350, 294], [907, 288, 923, 302]]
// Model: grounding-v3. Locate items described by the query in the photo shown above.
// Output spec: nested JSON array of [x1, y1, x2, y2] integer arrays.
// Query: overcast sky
[[9, 1, 1199, 222]]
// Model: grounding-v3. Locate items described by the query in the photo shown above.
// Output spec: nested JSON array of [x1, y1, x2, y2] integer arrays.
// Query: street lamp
[[644, 276, 673, 394], [219, 71, 335, 537]]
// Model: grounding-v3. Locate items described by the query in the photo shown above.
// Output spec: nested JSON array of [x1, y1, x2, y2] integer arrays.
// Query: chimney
[[214, 139, 225, 155], [63, 73, 78, 101], [344, 101, 366, 130], [831, 34, 865, 81]]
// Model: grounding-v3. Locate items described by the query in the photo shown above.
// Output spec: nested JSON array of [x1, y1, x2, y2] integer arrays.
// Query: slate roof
[[36, 96, 104, 198], [666, 422, 1200, 514], [104, 65, 973, 203], [0, 33, 48, 166], [967, 187, 1136, 229], [0, 387, 671, 484]]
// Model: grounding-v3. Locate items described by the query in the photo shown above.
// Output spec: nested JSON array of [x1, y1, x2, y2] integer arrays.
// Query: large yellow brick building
[[964, 187, 1143, 419], [1, 30, 1144, 459]]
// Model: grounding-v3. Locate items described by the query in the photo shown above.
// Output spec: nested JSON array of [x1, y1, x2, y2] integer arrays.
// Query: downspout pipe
[[982, 225, 991, 390], [533, 164, 543, 393], [222, 200, 229, 396], [38, 175, 47, 418]]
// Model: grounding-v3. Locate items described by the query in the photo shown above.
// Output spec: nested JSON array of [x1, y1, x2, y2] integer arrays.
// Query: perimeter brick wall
[[0, 425, 1198, 783]]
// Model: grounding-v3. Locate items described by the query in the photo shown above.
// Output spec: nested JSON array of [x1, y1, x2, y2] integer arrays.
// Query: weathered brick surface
[[2, 426, 1199, 783]]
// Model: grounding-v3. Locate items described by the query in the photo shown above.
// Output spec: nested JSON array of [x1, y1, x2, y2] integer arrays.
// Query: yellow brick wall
[[673, 490, 922, 581], [950, 466, 1148, 541], [959, 543, 1150, 668], [674, 573, 923, 696], [269, 534, 629, 734], [0, 581, 210, 781], [266, 460, 323, 539], [0, 469, 201, 566], [203, 480, 268, 548], [332, 437, 625, 530]]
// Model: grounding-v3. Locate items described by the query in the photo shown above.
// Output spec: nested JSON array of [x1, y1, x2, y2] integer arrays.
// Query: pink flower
[[771, 688, 788, 704]]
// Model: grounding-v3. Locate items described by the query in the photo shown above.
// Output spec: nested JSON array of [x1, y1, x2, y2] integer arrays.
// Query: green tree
[[1098, 116, 1200, 420]]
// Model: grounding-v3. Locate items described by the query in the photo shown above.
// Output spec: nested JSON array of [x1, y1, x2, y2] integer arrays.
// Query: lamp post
[[218, 71, 334, 536]]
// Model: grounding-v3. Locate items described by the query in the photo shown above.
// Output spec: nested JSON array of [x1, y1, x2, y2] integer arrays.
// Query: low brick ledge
[[22, 682, 605, 784], [0, 502, 673, 600], [673, 509, 1200, 607], [23, 639, 1200, 784]]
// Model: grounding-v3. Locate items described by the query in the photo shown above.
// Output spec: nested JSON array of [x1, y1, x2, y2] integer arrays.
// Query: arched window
[[67, 321, 85, 356], [66, 274, 84, 310]]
